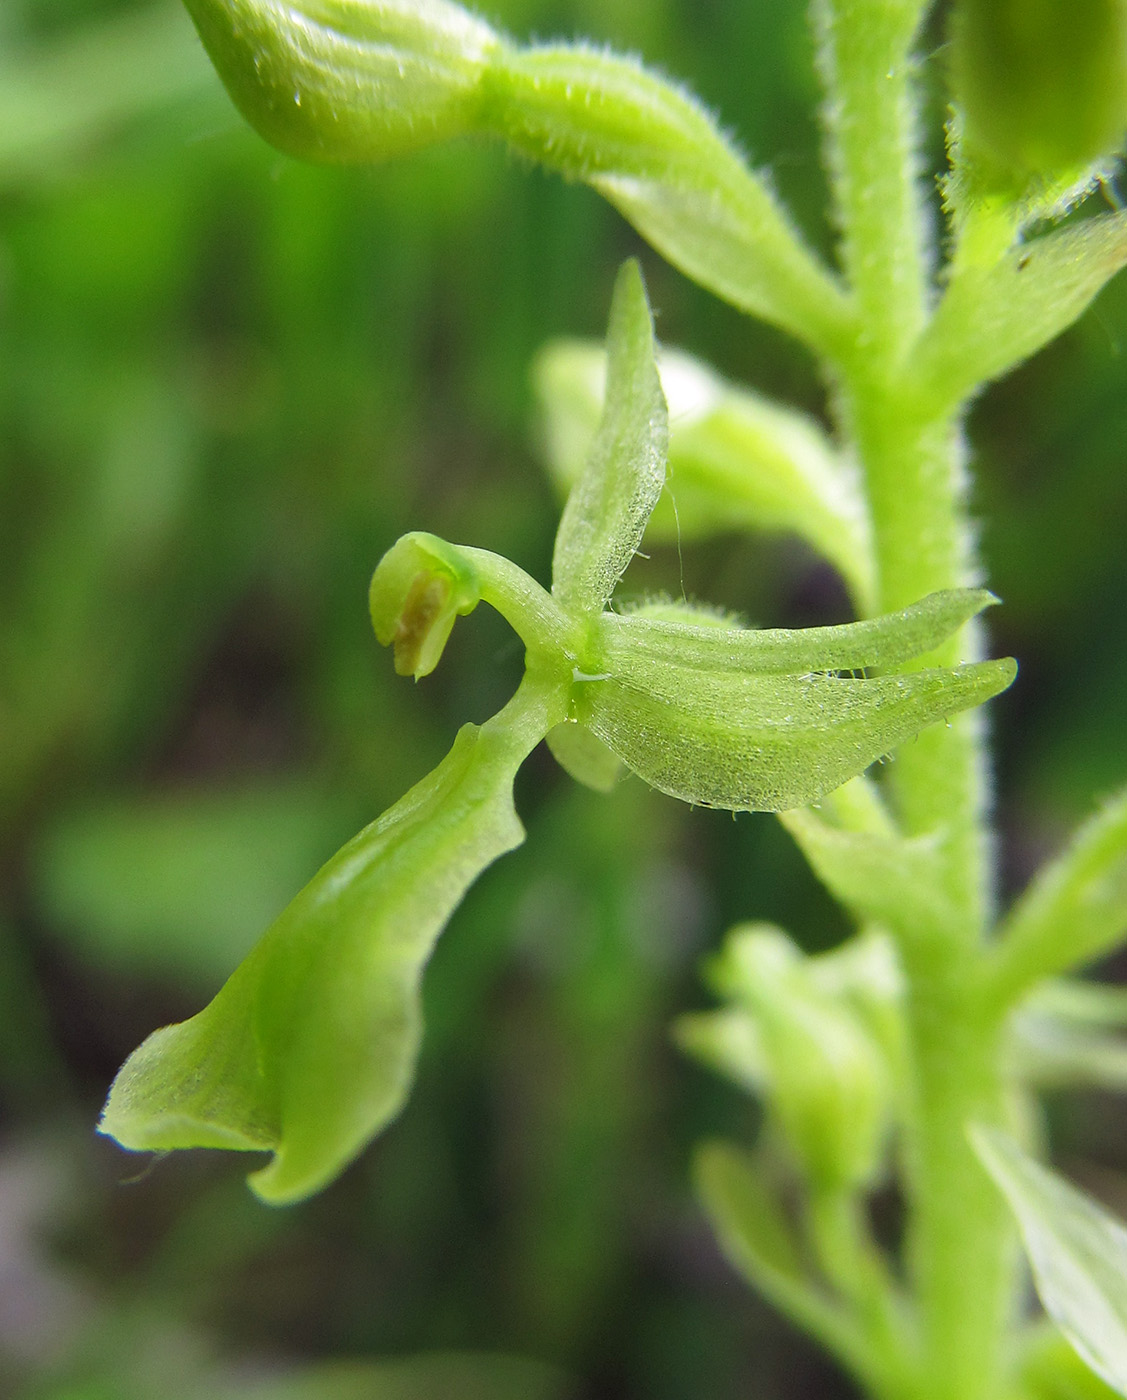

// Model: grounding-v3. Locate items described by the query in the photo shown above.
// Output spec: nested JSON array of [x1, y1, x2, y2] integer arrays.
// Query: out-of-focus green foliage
[[1, 0, 1126, 1398], [950, 0, 1127, 183]]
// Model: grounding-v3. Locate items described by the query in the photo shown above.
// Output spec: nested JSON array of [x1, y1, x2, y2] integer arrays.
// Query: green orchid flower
[[100, 261, 1013, 1203]]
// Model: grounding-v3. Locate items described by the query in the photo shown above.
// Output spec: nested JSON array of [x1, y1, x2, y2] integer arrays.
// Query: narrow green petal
[[571, 649, 1015, 813], [533, 340, 876, 611], [550, 259, 667, 620], [596, 587, 995, 677]]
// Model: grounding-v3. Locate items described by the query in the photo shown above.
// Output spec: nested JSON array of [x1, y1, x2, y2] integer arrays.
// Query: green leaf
[[988, 785, 1127, 1007], [567, 594, 1014, 811], [181, 0, 501, 164], [99, 678, 562, 1204], [971, 1125, 1127, 1398], [550, 259, 667, 620], [533, 339, 876, 610], [913, 213, 1127, 412]]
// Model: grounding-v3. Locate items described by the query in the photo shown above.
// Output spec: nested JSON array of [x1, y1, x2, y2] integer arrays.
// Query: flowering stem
[[816, 7, 1015, 1399]]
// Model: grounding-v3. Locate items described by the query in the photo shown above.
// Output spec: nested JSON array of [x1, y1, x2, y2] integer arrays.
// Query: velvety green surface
[[2, 2, 1127, 1399]]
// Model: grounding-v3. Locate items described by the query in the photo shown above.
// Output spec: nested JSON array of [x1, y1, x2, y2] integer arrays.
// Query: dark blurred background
[[1, 1, 1125, 1397]]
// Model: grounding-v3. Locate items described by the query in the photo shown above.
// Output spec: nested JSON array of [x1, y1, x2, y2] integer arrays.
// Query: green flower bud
[[181, 3, 849, 349], [182, 0, 499, 163], [369, 531, 481, 679], [712, 925, 892, 1190], [951, 0, 1127, 178]]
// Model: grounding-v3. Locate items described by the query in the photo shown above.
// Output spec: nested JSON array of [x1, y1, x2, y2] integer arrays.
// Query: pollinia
[[101, 4, 1127, 1400]]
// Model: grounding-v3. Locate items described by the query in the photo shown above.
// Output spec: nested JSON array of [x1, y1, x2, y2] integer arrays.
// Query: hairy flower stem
[[841, 395, 987, 916], [817, 6, 1015, 1399], [898, 959, 1015, 1400], [838, 385, 1014, 1400], [847, 326, 1015, 1400], [840, 381, 1013, 1400]]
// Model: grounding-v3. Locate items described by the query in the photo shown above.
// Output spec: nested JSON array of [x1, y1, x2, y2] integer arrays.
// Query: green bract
[[914, 214, 1127, 413], [986, 783, 1127, 1008], [972, 1126, 1127, 1396]]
